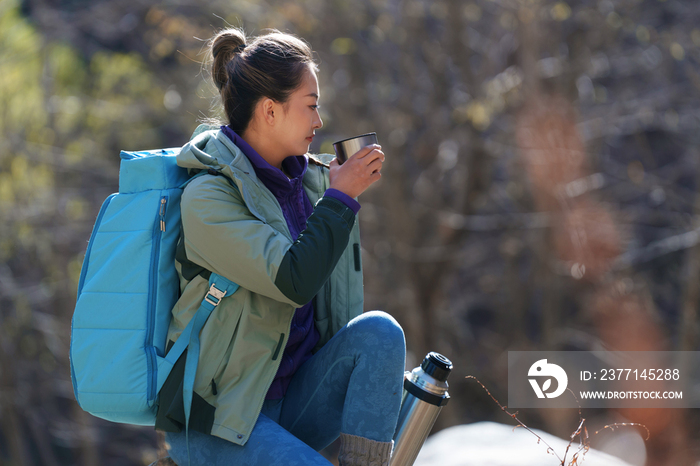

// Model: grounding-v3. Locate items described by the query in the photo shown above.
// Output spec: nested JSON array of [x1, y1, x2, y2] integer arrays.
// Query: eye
[[310, 105, 320, 110]]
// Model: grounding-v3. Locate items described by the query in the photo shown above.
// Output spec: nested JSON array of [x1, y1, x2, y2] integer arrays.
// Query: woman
[[155, 27, 406, 466]]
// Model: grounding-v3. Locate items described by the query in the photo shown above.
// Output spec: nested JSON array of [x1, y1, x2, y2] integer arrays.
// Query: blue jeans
[[165, 311, 406, 465]]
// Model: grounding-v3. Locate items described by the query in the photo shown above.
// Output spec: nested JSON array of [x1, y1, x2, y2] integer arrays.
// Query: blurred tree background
[[1, 0, 699, 464]]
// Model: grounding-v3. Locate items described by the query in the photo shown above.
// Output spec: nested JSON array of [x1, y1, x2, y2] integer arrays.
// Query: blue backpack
[[69, 148, 239, 428]]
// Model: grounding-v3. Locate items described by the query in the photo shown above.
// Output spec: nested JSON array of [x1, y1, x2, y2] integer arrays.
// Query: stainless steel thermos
[[391, 352, 453, 466]]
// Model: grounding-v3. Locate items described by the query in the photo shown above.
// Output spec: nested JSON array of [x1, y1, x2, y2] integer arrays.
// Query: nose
[[314, 111, 323, 130]]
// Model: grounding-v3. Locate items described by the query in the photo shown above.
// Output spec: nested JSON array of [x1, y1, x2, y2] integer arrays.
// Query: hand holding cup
[[333, 133, 378, 165], [329, 138, 384, 199]]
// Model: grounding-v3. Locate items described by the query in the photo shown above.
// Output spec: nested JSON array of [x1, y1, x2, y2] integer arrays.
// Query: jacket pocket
[[271, 333, 285, 361], [312, 283, 332, 349], [210, 337, 234, 395], [207, 302, 244, 396]]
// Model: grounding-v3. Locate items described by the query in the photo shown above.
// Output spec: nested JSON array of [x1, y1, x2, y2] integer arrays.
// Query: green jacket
[[164, 127, 364, 445]]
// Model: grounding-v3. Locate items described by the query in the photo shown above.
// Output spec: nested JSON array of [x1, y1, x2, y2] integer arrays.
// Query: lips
[[306, 135, 314, 142]]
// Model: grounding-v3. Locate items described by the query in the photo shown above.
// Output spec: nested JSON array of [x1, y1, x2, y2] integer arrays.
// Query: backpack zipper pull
[[159, 198, 167, 232]]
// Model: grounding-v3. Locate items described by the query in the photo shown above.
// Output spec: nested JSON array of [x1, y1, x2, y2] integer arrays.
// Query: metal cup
[[332, 132, 378, 164]]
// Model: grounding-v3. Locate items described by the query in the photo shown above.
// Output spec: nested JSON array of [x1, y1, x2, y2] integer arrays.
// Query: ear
[[260, 97, 277, 126]]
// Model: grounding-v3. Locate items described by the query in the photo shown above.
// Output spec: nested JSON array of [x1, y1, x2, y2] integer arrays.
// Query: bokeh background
[[1, 0, 700, 464]]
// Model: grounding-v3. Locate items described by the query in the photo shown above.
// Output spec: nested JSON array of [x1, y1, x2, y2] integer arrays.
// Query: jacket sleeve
[[274, 196, 356, 305], [180, 175, 356, 308], [180, 175, 301, 307]]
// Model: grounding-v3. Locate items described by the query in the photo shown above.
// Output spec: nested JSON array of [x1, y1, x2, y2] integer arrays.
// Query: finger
[[353, 144, 382, 160], [369, 148, 384, 161], [366, 157, 383, 173], [359, 149, 384, 167], [369, 170, 382, 182], [330, 158, 339, 167]]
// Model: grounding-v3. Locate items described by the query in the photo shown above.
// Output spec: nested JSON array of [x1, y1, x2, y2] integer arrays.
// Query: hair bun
[[211, 28, 247, 90]]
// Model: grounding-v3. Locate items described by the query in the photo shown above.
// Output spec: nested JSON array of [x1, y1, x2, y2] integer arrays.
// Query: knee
[[351, 310, 405, 351]]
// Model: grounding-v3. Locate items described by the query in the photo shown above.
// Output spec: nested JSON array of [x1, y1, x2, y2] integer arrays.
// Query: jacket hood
[[176, 124, 241, 173]]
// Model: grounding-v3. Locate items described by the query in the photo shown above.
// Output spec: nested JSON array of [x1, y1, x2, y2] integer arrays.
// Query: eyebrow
[[306, 93, 319, 98]]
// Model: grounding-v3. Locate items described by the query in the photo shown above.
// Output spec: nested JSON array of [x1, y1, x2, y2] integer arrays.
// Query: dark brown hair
[[210, 28, 317, 134]]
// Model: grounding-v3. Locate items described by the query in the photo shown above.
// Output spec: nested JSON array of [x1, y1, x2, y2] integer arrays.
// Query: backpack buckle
[[204, 283, 227, 306]]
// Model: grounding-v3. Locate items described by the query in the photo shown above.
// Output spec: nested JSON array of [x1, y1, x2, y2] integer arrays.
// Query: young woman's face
[[274, 64, 323, 157]]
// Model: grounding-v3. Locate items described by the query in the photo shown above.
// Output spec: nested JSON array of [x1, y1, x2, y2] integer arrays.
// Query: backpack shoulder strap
[[183, 273, 239, 464]]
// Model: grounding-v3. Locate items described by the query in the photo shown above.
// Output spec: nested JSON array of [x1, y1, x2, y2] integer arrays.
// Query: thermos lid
[[421, 352, 453, 382]]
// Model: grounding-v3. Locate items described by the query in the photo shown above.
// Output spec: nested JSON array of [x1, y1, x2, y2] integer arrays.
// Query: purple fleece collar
[[220, 126, 308, 196]]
